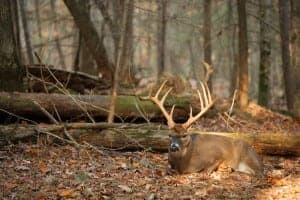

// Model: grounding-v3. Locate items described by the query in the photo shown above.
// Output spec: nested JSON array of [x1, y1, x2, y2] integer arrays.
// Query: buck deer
[[144, 81, 264, 177]]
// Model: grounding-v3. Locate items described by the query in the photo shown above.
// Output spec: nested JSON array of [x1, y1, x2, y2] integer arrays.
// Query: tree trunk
[[290, 0, 300, 118], [203, 0, 212, 90], [279, 0, 294, 111], [108, 1, 128, 123], [120, 0, 134, 84], [10, 0, 22, 65], [0, 0, 25, 92], [1, 122, 299, 156], [0, 92, 192, 121], [63, 0, 113, 81], [50, 0, 66, 69], [19, 0, 34, 64], [94, 0, 119, 59], [34, 0, 42, 47], [228, 1, 238, 95], [258, 0, 272, 107], [237, 0, 249, 108], [157, 0, 167, 79], [73, 1, 96, 75]]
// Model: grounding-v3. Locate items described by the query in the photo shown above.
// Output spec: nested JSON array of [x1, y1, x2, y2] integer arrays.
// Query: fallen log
[[0, 123, 299, 156], [0, 92, 193, 121], [25, 64, 111, 93]]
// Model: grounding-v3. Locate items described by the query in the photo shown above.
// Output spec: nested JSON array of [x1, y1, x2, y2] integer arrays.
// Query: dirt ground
[[0, 102, 299, 200]]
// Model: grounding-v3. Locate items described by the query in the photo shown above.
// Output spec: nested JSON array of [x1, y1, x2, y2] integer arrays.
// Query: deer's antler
[[182, 82, 214, 129], [142, 80, 214, 131], [142, 80, 176, 129]]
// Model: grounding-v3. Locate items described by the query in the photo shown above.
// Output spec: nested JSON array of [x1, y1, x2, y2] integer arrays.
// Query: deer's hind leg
[[205, 159, 223, 174]]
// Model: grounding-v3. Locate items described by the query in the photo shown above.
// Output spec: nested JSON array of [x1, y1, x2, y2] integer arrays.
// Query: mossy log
[[0, 92, 193, 121], [0, 122, 299, 156]]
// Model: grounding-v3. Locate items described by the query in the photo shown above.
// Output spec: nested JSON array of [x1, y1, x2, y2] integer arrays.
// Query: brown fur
[[168, 133, 264, 177]]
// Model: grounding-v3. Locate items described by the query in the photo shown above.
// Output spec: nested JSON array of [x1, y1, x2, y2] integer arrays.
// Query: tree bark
[[203, 0, 212, 90], [258, 0, 272, 107], [290, 0, 300, 118], [19, 0, 34, 64], [237, 0, 249, 108], [228, 1, 238, 95], [120, 0, 134, 84], [0, 122, 299, 156], [0, 0, 25, 92], [279, 0, 294, 111], [73, 1, 96, 75], [63, 0, 113, 81], [157, 0, 167, 79], [34, 0, 42, 46]]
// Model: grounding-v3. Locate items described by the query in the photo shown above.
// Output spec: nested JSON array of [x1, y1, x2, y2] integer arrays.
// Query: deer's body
[[143, 80, 264, 177], [168, 133, 263, 176]]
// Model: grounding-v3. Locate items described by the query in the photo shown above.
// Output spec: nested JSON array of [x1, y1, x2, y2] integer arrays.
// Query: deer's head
[[142, 80, 214, 153]]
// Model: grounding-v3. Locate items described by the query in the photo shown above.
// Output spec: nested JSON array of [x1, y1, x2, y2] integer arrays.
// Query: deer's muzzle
[[170, 143, 180, 152]]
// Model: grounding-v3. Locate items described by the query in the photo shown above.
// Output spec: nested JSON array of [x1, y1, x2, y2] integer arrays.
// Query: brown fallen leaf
[[5, 182, 18, 190], [57, 189, 77, 198], [39, 162, 50, 173]]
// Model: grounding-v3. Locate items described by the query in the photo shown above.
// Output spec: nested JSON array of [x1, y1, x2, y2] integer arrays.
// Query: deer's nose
[[170, 143, 180, 152]]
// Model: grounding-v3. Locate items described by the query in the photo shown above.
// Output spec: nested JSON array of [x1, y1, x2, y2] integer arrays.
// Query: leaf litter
[[0, 143, 299, 200], [0, 103, 299, 199]]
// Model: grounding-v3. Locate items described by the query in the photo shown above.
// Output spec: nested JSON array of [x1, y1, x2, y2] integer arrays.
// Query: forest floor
[[0, 102, 299, 200]]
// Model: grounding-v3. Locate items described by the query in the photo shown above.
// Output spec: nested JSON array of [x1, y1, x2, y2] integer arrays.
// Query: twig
[[218, 113, 234, 132], [63, 127, 80, 148], [0, 108, 37, 125], [228, 89, 237, 116], [28, 72, 96, 123], [83, 141, 105, 155], [33, 100, 59, 124], [134, 100, 151, 124]]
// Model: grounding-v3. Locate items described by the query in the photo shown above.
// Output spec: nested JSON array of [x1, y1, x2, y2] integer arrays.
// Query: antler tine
[[197, 89, 204, 110], [182, 81, 214, 130], [189, 106, 193, 118], [155, 80, 168, 98], [144, 80, 176, 129], [200, 81, 209, 106], [204, 82, 212, 103], [161, 88, 173, 104]]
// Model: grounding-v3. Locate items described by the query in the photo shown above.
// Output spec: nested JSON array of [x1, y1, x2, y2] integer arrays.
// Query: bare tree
[[120, 0, 134, 84], [237, 0, 249, 108], [0, 0, 24, 91], [157, 0, 167, 79], [258, 0, 272, 107], [73, 0, 96, 75], [50, 0, 66, 68], [19, 0, 34, 64], [279, 0, 294, 111], [34, 0, 42, 46], [203, 0, 212, 90], [63, 0, 113, 81], [228, 0, 238, 95], [107, 0, 128, 123], [290, 0, 300, 117]]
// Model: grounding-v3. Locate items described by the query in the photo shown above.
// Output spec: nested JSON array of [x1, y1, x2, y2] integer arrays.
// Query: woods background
[[0, 0, 299, 118]]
